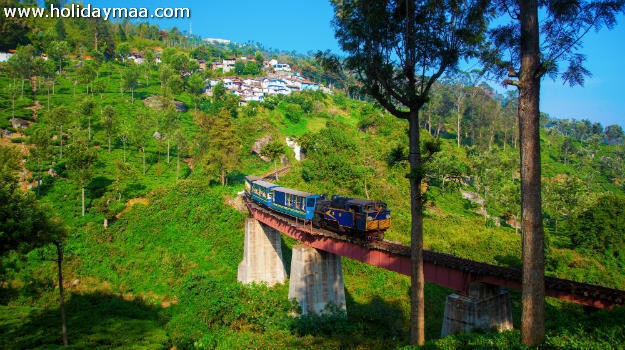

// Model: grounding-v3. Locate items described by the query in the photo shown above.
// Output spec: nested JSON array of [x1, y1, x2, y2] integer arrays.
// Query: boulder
[[251, 135, 273, 161], [143, 95, 187, 112]]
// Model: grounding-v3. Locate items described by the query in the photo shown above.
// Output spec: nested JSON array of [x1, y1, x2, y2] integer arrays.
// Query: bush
[[564, 194, 625, 255], [279, 102, 304, 123]]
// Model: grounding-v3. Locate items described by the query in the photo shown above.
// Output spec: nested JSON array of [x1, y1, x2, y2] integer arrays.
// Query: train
[[245, 176, 391, 240]]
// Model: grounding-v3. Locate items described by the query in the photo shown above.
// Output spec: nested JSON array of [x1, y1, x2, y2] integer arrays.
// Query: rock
[[172, 100, 188, 112], [143, 95, 187, 112], [11, 117, 32, 130], [251, 135, 273, 161], [461, 190, 485, 207], [286, 137, 302, 161]]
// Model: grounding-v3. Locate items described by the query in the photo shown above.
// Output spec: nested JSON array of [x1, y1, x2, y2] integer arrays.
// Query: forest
[[1, 0, 625, 348]]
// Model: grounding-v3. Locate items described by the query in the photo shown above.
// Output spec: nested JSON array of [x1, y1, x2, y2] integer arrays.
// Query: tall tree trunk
[[176, 151, 180, 180], [457, 97, 462, 148], [37, 157, 41, 197], [59, 124, 63, 159], [54, 241, 68, 346], [81, 186, 85, 216], [157, 140, 161, 177], [142, 147, 146, 175], [519, 0, 545, 344], [408, 109, 425, 346]]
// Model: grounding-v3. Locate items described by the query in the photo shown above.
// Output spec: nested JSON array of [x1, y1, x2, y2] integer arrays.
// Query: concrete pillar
[[441, 282, 513, 337], [288, 245, 346, 315], [238, 218, 287, 286]]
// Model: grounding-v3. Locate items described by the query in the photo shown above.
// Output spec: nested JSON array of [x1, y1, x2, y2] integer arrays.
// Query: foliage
[[195, 110, 241, 186], [0, 12, 624, 349], [300, 122, 366, 194], [0, 151, 66, 256], [564, 194, 625, 255]]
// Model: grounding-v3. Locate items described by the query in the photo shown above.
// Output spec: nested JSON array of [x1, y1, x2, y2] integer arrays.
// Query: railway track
[[246, 199, 625, 308]]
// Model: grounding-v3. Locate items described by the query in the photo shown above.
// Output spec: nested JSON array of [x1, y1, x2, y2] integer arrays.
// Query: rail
[[246, 199, 625, 309]]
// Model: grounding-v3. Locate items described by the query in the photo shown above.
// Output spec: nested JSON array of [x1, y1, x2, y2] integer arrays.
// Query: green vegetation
[[1, 5, 624, 349]]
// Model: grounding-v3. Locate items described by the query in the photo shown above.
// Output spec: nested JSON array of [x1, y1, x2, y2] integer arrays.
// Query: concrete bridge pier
[[288, 245, 347, 315], [441, 282, 513, 337], [238, 218, 287, 286]]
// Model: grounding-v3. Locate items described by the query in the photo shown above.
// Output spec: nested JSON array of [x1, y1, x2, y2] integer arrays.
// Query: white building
[[0, 52, 14, 62]]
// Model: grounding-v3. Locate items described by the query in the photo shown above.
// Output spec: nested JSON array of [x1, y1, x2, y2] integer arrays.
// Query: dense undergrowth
[[2, 53, 625, 349]]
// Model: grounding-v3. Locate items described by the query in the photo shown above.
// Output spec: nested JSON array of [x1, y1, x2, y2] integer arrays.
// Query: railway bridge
[[238, 199, 625, 336]]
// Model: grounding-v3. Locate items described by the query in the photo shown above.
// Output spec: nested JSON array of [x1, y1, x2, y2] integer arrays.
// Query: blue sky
[[85, 0, 624, 128]]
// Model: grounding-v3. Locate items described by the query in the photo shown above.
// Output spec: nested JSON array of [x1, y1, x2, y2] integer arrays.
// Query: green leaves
[[0, 165, 66, 256], [565, 194, 625, 254]]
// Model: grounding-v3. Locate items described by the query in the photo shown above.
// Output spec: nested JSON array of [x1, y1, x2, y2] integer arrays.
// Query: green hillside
[[1, 5, 625, 349]]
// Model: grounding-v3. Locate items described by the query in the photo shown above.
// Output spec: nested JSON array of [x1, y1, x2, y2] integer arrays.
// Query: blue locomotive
[[245, 176, 391, 240]]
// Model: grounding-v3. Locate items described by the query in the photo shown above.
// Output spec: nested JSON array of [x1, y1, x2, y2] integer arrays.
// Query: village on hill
[[1, 47, 331, 108], [125, 51, 332, 104]]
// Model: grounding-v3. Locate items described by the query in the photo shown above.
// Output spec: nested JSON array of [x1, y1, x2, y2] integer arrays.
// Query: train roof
[[252, 180, 279, 188], [273, 187, 319, 198]]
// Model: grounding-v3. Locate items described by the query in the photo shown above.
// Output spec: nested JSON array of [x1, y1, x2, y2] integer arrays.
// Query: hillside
[[1, 7, 625, 349]]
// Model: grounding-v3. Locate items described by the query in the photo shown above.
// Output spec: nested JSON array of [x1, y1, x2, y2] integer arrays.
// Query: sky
[[84, 0, 625, 128]]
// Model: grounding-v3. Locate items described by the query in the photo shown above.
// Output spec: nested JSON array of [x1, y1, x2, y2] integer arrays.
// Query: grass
[[2, 58, 625, 349]]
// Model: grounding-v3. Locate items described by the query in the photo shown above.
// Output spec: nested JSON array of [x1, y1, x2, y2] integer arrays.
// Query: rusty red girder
[[246, 201, 625, 309]]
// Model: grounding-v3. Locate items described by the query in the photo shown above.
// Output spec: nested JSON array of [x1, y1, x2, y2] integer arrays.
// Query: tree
[[116, 42, 131, 63], [79, 97, 96, 139], [7, 44, 36, 97], [187, 73, 206, 110], [0, 147, 68, 345], [261, 141, 287, 180], [49, 105, 72, 159], [123, 64, 141, 103], [196, 110, 241, 186], [172, 128, 189, 180], [605, 124, 624, 145], [102, 105, 116, 153], [158, 64, 175, 95], [47, 40, 69, 74], [234, 60, 245, 75], [243, 60, 261, 75], [76, 60, 98, 95], [330, 0, 490, 344], [484, 0, 624, 344], [29, 125, 53, 196], [564, 194, 625, 256], [0, 147, 66, 255], [543, 174, 585, 233], [66, 130, 97, 216], [132, 112, 151, 175]]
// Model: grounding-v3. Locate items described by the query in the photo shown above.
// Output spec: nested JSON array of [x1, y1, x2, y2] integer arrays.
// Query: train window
[[307, 198, 315, 208]]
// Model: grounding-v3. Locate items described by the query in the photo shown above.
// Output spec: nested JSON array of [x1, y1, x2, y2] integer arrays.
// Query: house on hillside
[[128, 52, 143, 64], [301, 80, 319, 91], [0, 51, 14, 62], [222, 58, 236, 73], [266, 59, 292, 72]]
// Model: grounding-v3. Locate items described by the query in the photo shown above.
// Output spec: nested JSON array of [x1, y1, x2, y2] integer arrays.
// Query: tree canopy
[[330, 0, 491, 345], [0, 148, 66, 256]]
